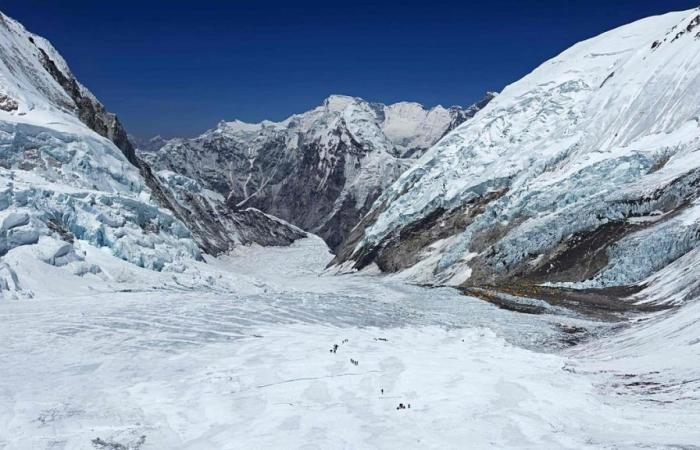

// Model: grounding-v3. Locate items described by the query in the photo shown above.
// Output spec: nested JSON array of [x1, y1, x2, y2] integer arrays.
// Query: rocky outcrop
[[130, 135, 168, 153], [34, 43, 138, 165]]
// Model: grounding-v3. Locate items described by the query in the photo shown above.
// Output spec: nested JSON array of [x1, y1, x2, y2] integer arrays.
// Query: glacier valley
[[0, 5, 699, 450]]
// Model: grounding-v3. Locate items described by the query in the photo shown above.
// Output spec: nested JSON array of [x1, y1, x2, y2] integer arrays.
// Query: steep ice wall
[[0, 12, 203, 299], [336, 8, 700, 301]]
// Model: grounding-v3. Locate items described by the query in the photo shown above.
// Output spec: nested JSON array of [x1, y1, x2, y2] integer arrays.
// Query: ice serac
[[142, 93, 494, 251], [335, 8, 700, 306], [0, 12, 221, 298]]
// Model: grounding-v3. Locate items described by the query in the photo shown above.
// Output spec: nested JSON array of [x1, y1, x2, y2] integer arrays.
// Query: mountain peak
[[322, 94, 363, 111]]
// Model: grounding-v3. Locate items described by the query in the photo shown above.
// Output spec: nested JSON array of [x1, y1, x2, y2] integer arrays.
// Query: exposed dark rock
[[330, 199, 391, 270], [34, 45, 138, 166], [91, 435, 146, 450], [460, 284, 669, 322], [333, 187, 508, 272], [47, 219, 75, 244], [154, 171, 306, 254], [130, 135, 168, 153], [333, 154, 700, 319], [379, 188, 509, 273], [0, 92, 17, 111], [600, 72, 615, 88], [313, 187, 382, 251], [522, 221, 640, 284]]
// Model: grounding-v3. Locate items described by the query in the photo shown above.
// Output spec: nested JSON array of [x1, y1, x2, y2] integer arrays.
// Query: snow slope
[[143, 94, 494, 251], [337, 8, 700, 303]]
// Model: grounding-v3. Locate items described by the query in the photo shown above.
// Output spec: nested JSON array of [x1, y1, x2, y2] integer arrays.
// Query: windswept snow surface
[[1, 237, 699, 449]]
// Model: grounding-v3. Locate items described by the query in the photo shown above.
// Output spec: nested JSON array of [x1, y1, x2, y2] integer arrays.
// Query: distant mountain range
[[139, 93, 494, 250]]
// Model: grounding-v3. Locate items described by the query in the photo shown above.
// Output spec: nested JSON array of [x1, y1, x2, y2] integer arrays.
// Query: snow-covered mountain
[[143, 93, 494, 250], [335, 8, 700, 308], [0, 12, 304, 299]]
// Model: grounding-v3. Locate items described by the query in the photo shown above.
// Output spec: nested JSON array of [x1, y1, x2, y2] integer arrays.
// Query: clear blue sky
[[1, 0, 697, 138]]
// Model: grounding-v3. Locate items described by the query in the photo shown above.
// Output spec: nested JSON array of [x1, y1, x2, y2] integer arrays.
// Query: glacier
[[0, 16, 204, 296], [2, 237, 700, 449]]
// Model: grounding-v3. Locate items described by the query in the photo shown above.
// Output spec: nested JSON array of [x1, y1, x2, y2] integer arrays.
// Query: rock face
[[32, 39, 138, 166], [334, 8, 700, 306], [143, 93, 494, 251], [155, 171, 305, 252]]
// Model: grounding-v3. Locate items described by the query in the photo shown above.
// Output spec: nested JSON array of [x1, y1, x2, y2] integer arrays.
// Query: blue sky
[[1, 0, 697, 138]]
